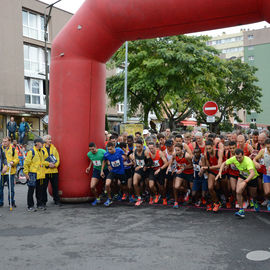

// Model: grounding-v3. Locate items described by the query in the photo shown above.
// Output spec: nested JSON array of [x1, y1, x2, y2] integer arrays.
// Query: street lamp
[[44, 0, 62, 118]]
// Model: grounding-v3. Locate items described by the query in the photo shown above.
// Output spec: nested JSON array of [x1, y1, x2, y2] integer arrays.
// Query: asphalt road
[[0, 184, 270, 270]]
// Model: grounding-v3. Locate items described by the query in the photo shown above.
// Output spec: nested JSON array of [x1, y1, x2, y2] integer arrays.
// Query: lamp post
[[123, 41, 128, 123], [44, 0, 62, 118]]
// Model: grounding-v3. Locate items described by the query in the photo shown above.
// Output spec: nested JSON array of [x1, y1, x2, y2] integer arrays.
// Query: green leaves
[[106, 35, 262, 130]]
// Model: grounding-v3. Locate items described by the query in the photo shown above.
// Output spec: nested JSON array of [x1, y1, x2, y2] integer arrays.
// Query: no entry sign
[[203, 101, 218, 116]]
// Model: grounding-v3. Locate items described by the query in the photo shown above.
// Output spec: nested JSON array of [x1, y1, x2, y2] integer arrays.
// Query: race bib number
[[193, 164, 200, 172], [111, 159, 121, 168], [153, 160, 160, 168], [93, 160, 101, 166], [240, 171, 249, 177], [136, 160, 145, 167], [230, 164, 238, 171], [259, 158, 265, 165]]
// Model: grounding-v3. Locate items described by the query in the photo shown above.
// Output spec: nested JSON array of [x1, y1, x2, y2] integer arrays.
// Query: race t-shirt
[[226, 156, 258, 179], [87, 149, 107, 171], [104, 148, 125, 174]]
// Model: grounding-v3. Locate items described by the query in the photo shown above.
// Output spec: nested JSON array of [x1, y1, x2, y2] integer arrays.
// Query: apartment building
[[0, 0, 72, 138]]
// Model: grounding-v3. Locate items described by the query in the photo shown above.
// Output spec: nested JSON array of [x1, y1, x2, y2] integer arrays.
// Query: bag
[[27, 172, 37, 187], [45, 154, 57, 164]]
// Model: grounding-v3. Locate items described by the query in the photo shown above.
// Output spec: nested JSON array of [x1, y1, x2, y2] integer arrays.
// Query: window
[[22, 10, 47, 41], [24, 44, 47, 74], [248, 34, 254, 40], [248, 56, 254, 61], [117, 103, 124, 114], [25, 78, 45, 107], [221, 46, 243, 54], [248, 46, 254, 51]]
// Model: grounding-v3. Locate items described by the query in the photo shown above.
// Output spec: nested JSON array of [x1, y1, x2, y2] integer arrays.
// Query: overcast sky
[[40, 0, 270, 37]]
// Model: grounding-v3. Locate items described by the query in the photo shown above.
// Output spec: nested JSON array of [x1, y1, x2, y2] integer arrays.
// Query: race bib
[[193, 164, 200, 172], [240, 171, 249, 177], [111, 159, 121, 168], [93, 160, 101, 166], [136, 160, 145, 167], [153, 160, 160, 168], [230, 164, 239, 171]]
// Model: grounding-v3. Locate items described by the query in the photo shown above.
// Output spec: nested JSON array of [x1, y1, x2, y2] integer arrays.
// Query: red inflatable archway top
[[49, 0, 270, 201]]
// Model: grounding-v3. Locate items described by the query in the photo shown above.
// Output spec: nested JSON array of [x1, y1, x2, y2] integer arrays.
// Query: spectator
[[18, 118, 30, 145], [7, 117, 17, 140], [0, 143, 8, 207]]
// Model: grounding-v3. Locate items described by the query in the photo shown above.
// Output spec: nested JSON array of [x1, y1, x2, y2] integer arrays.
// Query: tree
[[194, 59, 262, 132], [106, 35, 225, 128]]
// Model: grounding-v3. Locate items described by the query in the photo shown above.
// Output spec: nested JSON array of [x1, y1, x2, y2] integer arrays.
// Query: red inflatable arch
[[50, 0, 270, 201]]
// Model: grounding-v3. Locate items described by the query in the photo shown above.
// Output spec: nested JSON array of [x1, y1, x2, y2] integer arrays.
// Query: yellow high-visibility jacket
[[23, 146, 49, 180], [1, 145, 19, 175], [42, 144, 60, 174]]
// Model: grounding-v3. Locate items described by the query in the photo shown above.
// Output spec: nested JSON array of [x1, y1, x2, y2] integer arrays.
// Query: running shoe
[[235, 209, 245, 218], [235, 201, 239, 208], [243, 201, 249, 209], [226, 202, 232, 209], [27, 207, 36, 212], [122, 193, 128, 201], [262, 199, 269, 206], [206, 204, 212, 211], [201, 197, 207, 205], [104, 199, 112, 207], [91, 198, 99, 206], [267, 203, 270, 211], [162, 198, 167, 206], [154, 194, 161, 204], [129, 195, 135, 203], [250, 199, 254, 208], [37, 206, 46, 211], [173, 202, 179, 209], [213, 202, 221, 212], [195, 200, 201, 207], [184, 189, 191, 202], [135, 198, 143, 206], [253, 201, 260, 212], [149, 197, 154, 205]]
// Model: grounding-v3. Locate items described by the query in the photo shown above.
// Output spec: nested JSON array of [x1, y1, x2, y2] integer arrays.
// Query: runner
[[201, 140, 223, 212], [184, 133, 194, 152], [237, 135, 253, 157], [217, 148, 260, 218], [131, 139, 151, 206], [86, 142, 108, 206], [157, 133, 166, 152], [101, 142, 126, 207], [164, 139, 176, 204], [171, 143, 193, 209], [192, 147, 207, 206], [174, 134, 192, 155], [249, 130, 259, 149], [127, 135, 135, 152], [192, 132, 206, 155], [148, 142, 168, 205], [253, 138, 270, 211], [226, 141, 240, 208]]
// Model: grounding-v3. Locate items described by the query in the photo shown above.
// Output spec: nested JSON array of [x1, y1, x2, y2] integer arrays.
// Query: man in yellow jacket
[[0, 137, 19, 207], [24, 138, 49, 212], [42, 135, 61, 206]]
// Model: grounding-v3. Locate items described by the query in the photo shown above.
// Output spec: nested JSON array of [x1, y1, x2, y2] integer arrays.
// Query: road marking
[[116, 220, 147, 232], [246, 250, 270, 261], [255, 215, 270, 225]]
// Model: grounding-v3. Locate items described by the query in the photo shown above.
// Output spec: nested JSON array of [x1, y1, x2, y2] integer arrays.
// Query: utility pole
[[123, 41, 128, 123], [44, 0, 62, 118]]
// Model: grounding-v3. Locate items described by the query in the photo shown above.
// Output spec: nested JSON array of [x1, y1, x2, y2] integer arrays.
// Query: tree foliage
[[106, 35, 262, 130]]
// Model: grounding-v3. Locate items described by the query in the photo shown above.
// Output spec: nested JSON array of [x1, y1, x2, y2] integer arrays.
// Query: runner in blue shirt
[[101, 142, 126, 206]]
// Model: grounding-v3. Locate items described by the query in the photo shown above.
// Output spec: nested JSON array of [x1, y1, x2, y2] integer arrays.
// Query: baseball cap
[[143, 129, 149, 135]]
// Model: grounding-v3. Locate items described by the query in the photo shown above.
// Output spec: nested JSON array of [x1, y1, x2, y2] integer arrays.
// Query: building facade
[[0, 0, 72, 138], [243, 27, 270, 126]]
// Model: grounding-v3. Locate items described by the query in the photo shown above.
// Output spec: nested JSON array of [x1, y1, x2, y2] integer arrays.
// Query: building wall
[[0, 0, 25, 107], [244, 43, 270, 125]]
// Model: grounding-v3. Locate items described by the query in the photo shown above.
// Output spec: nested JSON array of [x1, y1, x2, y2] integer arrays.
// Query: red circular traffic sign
[[203, 101, 218, 116]]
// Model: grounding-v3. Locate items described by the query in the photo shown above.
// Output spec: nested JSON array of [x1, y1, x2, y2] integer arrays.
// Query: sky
[[40, 0, 270, 37]]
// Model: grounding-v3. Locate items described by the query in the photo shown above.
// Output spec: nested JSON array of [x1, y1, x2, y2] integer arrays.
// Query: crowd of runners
[[1, 127, 270, 218], [86, 129, 270, 218]]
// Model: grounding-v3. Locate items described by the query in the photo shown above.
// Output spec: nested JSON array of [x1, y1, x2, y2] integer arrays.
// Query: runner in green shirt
[[216, 148, 259, 218], [86, 142, 108, 206]]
